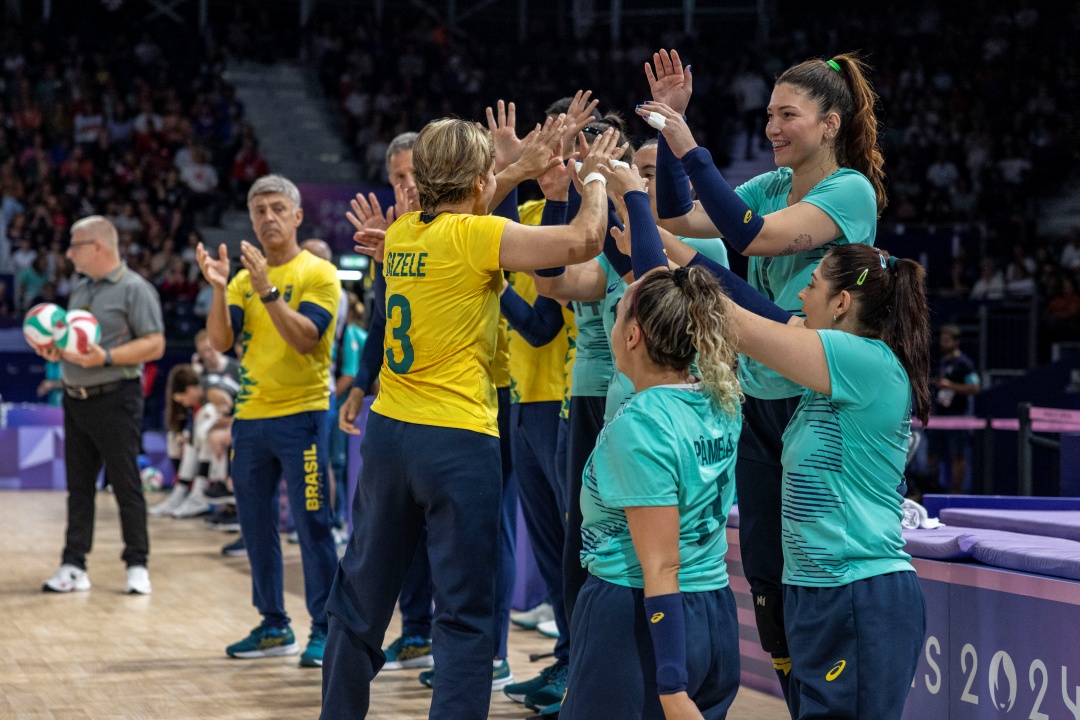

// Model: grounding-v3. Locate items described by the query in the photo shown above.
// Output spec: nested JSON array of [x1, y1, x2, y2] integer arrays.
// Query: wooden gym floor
[[0, 491, 789, 719]]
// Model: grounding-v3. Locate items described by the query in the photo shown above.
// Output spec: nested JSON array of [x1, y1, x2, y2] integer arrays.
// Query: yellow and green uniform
[[372, 211, 509, 437], [227, 250, 340, 420]]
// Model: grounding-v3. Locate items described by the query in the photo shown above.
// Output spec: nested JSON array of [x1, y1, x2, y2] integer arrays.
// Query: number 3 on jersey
[[386, 294, 414, 373]]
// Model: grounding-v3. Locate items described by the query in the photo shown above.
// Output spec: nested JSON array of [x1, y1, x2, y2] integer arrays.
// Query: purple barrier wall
[[728, 528, 1080, 718], [904, 559, 1080, 719]]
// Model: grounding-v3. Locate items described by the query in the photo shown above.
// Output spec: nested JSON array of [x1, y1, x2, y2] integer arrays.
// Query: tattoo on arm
[[779, 234, 813, 256]]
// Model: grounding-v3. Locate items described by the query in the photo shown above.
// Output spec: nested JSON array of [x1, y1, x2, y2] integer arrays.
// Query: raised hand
[[239, 241, 271, 296], [635, 101, 699, 158], [196, 242, 231, 289], [486, 99, 526, 173], [561, 90, 601, 158], [645, 49, 693, 115], [393, 181, 418, 216], [347, 192, 395, 234], [599, 161, 647, 198], [610, 221, 632, 257], [511, 115, 567, 180], [537, 154, 578, 201], [354, 228, 386, 264], [578, 127, 619, 179]]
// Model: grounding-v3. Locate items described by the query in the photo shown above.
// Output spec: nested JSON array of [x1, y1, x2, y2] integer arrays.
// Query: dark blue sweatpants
[[511, 400, 569, 662], [494, 386, 517, 659], [231, 411, 338, 633], [562, 394, 606, 621], [736, 394, 801, 702], [784, 572, 926, 720], [321, 412, 502, 720], [388, 387, 514, 652], [561, 576, 740, 720]]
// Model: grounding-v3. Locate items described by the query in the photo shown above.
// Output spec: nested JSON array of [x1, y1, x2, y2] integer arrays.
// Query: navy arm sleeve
[[298, 302, 333, 339], [536, 198, 570, 278], [603, 204, 633, 277], [500, 285, 565, 347], [625, 191, 669, 278], [687, 253, 793, 325], [655, 133, 694, 219], [681, 147, 764, 254], [492, 187, 520, 222], [228, 306, 244, 340], [353, 264, 386, 394]]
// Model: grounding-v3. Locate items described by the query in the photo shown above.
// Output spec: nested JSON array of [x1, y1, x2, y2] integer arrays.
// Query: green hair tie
[[827, 59, 842, 73], [856, 268, 869, 286]]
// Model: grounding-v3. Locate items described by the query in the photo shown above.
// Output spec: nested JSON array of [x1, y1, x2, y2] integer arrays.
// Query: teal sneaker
[[418, 659, 514, 691], [492, 659, 514, 691], [505, 659, 567, 704], [383, 634, 434, 670], [226, 625, 299, 658], [300, 629, 327, 667]]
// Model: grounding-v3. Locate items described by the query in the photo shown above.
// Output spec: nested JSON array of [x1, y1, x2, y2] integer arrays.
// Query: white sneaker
[[125, 566, 152, 595], [172, 478, 210, 518], [149, 483, 188, 516], [510, 602, 553, 630], [43, 564, 91, 593], [536, 619, 560, 638]]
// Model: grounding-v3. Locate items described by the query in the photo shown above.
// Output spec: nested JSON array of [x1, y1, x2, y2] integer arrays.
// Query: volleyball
[[141, 466, 164, 493], [56, 310, 102, 355], [23, 303, 67, 351]]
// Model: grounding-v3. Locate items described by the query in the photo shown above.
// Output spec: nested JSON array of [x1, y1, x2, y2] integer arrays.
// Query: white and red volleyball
[[56, 310, 102, 355], [23, 303, 67, 351]]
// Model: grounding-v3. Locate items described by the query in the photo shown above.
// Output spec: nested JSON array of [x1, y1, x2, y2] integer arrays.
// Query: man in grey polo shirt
[[36, 216, 165, 595]]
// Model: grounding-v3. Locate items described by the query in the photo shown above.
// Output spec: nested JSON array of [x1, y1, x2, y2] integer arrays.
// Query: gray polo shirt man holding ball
[[36, 216, 165, 595]]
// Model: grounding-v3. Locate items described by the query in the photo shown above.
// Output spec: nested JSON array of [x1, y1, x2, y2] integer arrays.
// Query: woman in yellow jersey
[[321, 118, 620, 720]]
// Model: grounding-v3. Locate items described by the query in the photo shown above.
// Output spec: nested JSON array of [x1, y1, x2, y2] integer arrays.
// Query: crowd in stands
[[0, 25, 269, 337], [0, 3, 1076, 349], [304, 1, 1079, 346]]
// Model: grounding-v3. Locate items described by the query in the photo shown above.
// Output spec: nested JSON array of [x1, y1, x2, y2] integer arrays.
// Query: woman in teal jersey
[[614, 186, 929, 718], [641, 51, 886, 699], [724, 244, 929, 720], [560, 266, 742, 720]]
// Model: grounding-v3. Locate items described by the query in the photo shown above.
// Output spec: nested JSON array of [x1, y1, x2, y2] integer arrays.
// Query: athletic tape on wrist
[[583, 172, 607, 187]]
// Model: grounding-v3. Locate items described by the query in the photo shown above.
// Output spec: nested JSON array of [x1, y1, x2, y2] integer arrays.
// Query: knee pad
[[752, 592, 789, 655]]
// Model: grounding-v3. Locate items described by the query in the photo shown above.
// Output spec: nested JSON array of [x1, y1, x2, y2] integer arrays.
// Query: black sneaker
[[222, 536, 246, 557], [205, 481, 234, 502], [205, 507, 241, 532]]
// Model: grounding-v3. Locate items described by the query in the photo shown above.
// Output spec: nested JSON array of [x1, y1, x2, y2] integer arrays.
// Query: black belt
[[64, 380, 132, 400]]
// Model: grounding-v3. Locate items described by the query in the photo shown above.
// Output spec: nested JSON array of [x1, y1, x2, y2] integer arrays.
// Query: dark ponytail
[[776, 53, 887, 215], [819, 246, 931, 424]]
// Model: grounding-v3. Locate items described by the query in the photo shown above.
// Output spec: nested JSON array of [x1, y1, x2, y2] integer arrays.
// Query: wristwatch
[[103, 349, 114, 367], [260, 286, 280, 304]]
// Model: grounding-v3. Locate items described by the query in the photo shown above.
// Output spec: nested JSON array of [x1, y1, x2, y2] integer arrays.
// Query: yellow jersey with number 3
[[372, 211, 509, 436]]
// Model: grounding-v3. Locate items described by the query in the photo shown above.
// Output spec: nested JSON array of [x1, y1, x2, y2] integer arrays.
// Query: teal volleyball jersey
[[580, 384, 740, 591], [780, 330, 914, 587], [736, 168, 877, 399]]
